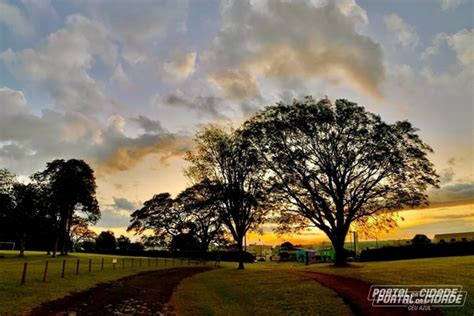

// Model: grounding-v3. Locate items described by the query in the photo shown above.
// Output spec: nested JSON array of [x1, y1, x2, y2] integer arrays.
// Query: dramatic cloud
[[384, 13, 418, 47], [0, 87, 192, 177], [94, 133, 194, 175], [430, 182, 474, 202], [204, 0, 384, 100]]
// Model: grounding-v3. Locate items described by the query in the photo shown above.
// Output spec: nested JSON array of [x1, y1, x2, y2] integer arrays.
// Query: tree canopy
[[128, 182, 224, 253], [242, 97, 439, 265], [32, 159, 100, 256], [185, 126, 271, 269]]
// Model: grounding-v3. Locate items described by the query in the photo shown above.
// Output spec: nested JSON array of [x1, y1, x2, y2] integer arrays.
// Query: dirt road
[[290, 270, 442, 316], [30, 267, 210, 315]]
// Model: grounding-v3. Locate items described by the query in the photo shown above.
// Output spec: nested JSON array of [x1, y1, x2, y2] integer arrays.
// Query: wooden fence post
[[43, 261, 48, 282], [101, 258, 104, 271], [165, 258, 167, 266], [88, 258, 91, 272], [139, 258, 142, 268], [61, 260, 66, 278], [76, 259, 80, 275], [148, 258, 150, 268], [132, 258, 134, 268], [122, 258, 125, 270], [155, 258, 158, 267], [20, 262, 28, 285]]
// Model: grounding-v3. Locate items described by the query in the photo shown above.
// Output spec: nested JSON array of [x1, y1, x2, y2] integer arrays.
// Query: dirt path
[[30, 267, 210, 316], [290, 271, 442, 316]]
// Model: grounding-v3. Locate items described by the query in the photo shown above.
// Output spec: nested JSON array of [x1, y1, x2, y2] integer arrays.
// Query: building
[[246, 243, 273, 259], [296, 249, 318, 264], [433, 232, 474, 243]]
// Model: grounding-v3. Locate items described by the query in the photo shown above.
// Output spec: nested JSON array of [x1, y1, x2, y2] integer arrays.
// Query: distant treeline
[[360, 242, 474, 262]]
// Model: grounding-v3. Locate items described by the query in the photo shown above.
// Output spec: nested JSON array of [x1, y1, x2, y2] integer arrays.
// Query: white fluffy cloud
[[446, 29, 474, 65], [81, 0, 188, 64], [0, 86, 28, 116], [422, 29, 473, 65], [0, 14, 118, 114], [204, 0, 384, 100], [0, 86, 191, 176], [384, 13, 418, 48], [0, 1, 33, 37], [164, 52, 197, 79]]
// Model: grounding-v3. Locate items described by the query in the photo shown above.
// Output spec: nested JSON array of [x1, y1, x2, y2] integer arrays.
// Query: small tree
[[128, 183, 224, 254], [411, 234, 431, 246], [185, 126, 270, 269], [117, 235, 131, 251], [96, 231, 117, 251], [243, 97, 439, 266], [128, 193, 193, 247], [70, 216, 97, 251], [280, 241, 294, 251]]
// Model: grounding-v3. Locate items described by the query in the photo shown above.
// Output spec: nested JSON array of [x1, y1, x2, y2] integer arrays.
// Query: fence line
[[19, 256, 207, 286]]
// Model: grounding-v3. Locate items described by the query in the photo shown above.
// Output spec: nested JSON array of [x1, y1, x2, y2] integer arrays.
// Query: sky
[[0, 0, 473, 245]]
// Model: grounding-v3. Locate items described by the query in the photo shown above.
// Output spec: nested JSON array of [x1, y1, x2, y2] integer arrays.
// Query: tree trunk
[[237, 236, 245, 270], [52, 232, 59, 257], [19, 238, 25, 257], [333, 234, 347, 267]]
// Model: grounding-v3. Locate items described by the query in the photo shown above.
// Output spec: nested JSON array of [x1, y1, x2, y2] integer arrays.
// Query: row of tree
[[128, 97, 439, 268], [0, 159, 100, 257]]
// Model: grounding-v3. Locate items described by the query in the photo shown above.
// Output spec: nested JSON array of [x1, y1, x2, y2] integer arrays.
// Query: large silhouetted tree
[[185, 126, 270, 269], [33, 159, 100, 256], [243, 97, 439, 266]]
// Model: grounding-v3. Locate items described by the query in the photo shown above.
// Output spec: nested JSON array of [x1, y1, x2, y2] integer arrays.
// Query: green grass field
[[0, 250, 194, 314], [254, 256, 474, 315], [172, 267, 351, 315], [1, 252, 473, 315]]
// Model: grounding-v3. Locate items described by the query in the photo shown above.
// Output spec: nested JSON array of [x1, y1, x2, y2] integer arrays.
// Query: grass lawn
[[270, 256, 474, 315], [2, 252, 472, 315], [172, 264, 352, 316], [0, 250, 195, 314]]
